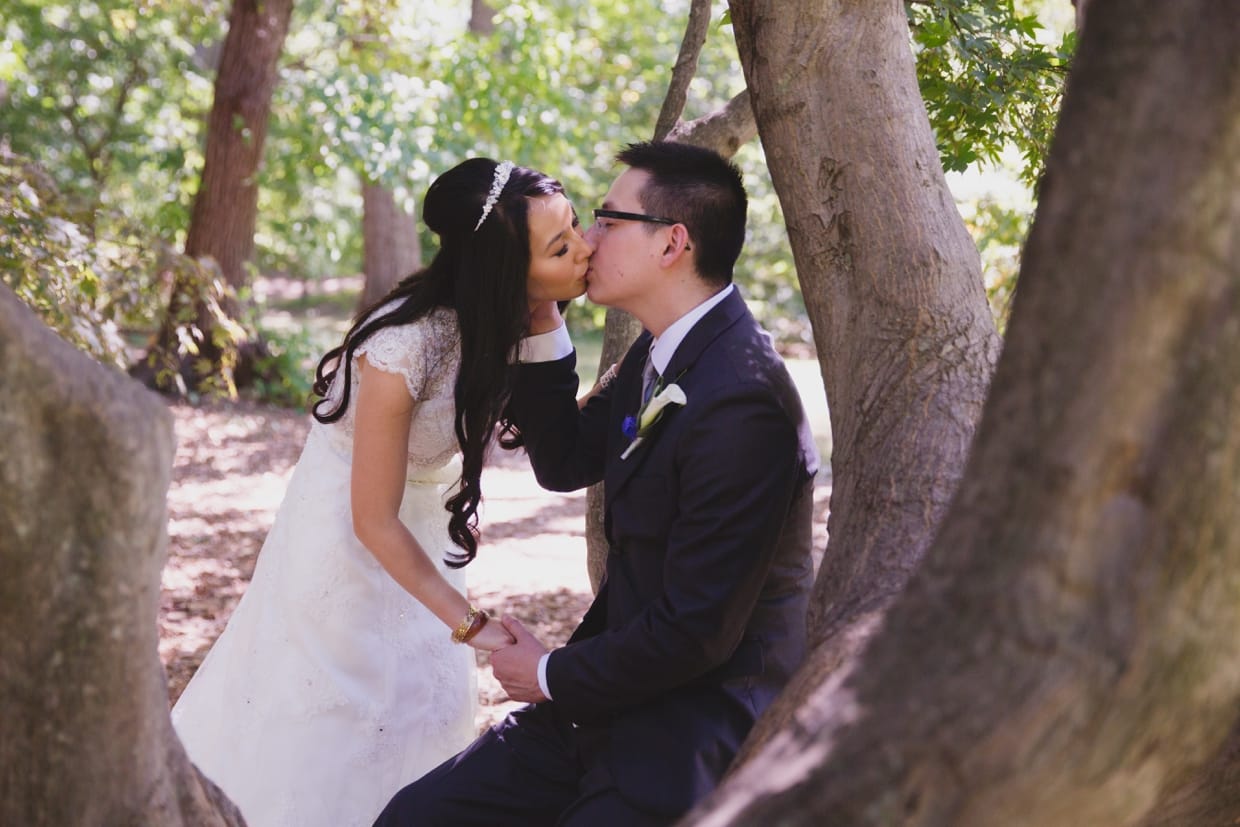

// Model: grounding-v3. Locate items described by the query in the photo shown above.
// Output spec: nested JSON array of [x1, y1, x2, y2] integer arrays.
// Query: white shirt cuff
[[537, 652, 553, 700], [518, 324, 573, 363]]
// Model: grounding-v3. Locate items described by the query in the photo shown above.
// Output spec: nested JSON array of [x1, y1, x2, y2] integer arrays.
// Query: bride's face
[[525, 193, 591, 303]]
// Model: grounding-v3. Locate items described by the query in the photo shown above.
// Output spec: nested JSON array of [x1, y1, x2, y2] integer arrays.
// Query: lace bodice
[[318, 303, 461, 473]]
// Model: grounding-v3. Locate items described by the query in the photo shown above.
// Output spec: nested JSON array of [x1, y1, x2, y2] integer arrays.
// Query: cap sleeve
[[354, 322, 429, 401]]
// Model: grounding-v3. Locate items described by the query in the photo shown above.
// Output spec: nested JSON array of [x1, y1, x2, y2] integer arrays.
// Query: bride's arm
[[349, 355, 512, 651]]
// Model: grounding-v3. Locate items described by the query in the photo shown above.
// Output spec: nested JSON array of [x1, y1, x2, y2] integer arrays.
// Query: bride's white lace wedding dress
[[172, 305, 477, 827]]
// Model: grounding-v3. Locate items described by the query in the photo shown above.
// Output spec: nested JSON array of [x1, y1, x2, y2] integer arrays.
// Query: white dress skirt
[[172, 306, 477, 826]]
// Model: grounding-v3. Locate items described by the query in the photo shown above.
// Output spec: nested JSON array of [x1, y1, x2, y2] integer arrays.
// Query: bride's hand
[[578, 362, 618, 408], [467, 617, 518, 652]]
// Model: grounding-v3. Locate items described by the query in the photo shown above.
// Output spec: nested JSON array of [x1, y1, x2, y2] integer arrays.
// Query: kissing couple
[[173, 141, 817, 826]]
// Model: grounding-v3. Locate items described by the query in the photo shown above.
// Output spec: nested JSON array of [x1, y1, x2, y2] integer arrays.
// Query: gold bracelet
[[461, 610, 490, 644], [451, 605, 481, 644]]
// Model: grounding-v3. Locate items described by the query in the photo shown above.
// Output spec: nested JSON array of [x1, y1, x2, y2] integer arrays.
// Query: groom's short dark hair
[[616, 141, 747, 288]]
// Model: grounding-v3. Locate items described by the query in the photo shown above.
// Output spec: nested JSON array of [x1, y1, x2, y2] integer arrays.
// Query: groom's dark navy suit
[[375, 288, 816, 825]]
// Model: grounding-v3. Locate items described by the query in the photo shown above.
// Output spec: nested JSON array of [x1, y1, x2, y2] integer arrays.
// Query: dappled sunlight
[[159, 401, 832, 731], [161, 403, 311, 705], [158, 403, 599, 732]]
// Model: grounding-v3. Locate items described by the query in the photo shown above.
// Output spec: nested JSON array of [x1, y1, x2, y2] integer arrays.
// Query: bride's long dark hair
[[311, 158, 564, 567]]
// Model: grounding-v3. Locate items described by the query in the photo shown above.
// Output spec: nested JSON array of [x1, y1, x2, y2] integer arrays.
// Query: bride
[[171, 158, 592, 826]]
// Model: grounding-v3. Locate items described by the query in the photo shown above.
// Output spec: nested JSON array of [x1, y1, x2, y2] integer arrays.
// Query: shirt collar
[[648, 284, 734, 376]]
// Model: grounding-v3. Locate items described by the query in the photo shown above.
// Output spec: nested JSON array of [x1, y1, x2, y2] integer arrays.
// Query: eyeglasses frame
[[591, 209, 692, 251]]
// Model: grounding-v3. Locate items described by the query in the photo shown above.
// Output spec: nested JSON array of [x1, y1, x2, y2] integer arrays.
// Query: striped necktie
[[641, 350, 660, 405]]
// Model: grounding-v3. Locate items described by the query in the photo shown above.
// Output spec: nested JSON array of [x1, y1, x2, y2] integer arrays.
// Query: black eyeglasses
[[592, 209, 680, 226], [592, 209, 692, 250]]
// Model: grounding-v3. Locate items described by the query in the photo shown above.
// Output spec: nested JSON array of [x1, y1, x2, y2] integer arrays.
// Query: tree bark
[[725, 0, 999, 759], [1073, 0, 1089, 31], [0, 285, 245, 825], [584, 309, 643, 591], [687, 0, 1240, 822], [470, 0, 495, 34], [1136, 718, 1240, 827], [653, 0, 714, 142], [666, 90, 757, 159], [359, 182, 420, 314], [184, 0, 293, 292]]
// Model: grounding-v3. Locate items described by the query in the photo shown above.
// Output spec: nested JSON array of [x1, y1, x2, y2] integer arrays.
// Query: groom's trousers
[[372, 702, 669, 827]]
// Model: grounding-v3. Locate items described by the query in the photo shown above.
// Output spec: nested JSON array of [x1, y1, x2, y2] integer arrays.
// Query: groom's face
[[583, 169, 669, 315]]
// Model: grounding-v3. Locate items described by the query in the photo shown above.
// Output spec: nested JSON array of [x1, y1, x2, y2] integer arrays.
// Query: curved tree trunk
[[139, 0, 293, 395], [724, 0, 1000, 758], [733, 0, 1000, 644], [359, 182, 420, 314], [0, 286, 244, 825], [687, 0, 1240, 822]]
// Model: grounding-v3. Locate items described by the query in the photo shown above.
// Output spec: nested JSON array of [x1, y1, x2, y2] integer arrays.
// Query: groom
[[375, 141, 817, 825]]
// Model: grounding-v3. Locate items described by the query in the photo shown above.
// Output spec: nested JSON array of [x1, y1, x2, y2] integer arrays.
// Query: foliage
[[908, 0, 1076, 186], [1, 0, 1076, 385], [959, 197, 1029, 331], [0, 1, 223, 240], [0, 146, 167, 366], [0, 145, 302, 405], [244, 323, 318, 408], [258, 0, 702, 278]]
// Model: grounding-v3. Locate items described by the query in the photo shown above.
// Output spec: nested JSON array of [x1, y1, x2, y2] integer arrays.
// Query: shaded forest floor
[[158, 400, 832, 733]]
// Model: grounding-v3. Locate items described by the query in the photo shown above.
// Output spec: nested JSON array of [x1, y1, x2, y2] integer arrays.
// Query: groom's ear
[[659, 224, 693, 265]]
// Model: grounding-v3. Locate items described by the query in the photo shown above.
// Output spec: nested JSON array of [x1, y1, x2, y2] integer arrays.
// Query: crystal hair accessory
[[473, 160, 516, 232]]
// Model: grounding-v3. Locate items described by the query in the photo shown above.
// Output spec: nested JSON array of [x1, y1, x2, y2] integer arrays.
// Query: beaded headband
[[473, 160, 515, 232]]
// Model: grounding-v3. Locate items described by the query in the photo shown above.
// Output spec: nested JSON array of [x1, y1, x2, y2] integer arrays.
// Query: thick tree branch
[[667, 89, 757, 158]]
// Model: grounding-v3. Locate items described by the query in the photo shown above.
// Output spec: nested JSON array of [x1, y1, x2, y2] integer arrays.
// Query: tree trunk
[[470, 0, 495, 34], [138, 0, 293, 394], [359, 182, 420, 314], [1136, 718, 1240, 827], [687, 0, 1240, 823], [0, 285, 245, 825], [1073, 0, 1090, 31], [184, 0, 293, 293], [721, 0, 999, 760]]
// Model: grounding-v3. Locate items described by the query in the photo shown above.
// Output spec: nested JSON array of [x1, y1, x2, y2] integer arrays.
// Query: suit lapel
[[605, 290, 749, 507], [602, 332, 653, 516], [659, 288, 748, 386]]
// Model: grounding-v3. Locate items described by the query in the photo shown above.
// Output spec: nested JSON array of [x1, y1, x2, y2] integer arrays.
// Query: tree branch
[[653, 0, 713, 141], [667, 89, 756, 158]]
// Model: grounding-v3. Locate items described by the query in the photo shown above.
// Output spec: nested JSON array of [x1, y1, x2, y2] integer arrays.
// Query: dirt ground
[[159, 400, 832, 733]]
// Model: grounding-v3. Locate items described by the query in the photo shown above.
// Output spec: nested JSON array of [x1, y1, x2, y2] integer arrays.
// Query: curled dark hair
[[312, 158, 564, 567]]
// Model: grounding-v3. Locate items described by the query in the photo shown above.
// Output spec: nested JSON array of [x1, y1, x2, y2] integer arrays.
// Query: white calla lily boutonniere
[[621, 382, 687, 460]]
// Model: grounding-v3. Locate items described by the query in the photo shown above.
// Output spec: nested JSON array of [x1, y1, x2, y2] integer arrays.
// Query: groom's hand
[[490, 615, 549, 703]]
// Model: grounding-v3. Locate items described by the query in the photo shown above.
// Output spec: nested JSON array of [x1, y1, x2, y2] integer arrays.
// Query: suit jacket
[[505, 288, 817, 817]]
